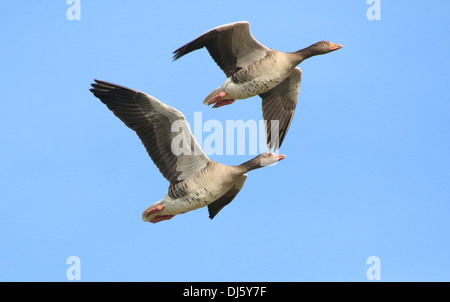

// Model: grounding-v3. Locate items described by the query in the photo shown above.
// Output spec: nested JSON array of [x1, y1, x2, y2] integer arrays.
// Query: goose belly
[[225, 75, 285, 99], [165, 186, 229, 215]]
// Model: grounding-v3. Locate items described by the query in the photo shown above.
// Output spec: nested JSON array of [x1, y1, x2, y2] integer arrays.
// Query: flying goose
[[90, 80, 286, 223], [173, 21, 342, 149]]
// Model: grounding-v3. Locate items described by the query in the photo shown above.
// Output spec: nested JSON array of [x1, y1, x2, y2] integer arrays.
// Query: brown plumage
[[173, 21, 342, 150], [90, 80, 286, 223]]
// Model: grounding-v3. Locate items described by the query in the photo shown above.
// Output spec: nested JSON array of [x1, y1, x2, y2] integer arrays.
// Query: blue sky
[[1, 1, 449, 281]]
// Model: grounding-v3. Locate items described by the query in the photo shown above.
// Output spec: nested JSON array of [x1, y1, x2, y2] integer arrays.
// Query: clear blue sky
[[1, 1, 449, 281]]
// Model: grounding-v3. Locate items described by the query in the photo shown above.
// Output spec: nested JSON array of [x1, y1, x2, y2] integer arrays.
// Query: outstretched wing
[[90, 80, 210, 185], [173, 21, 270, 78], [207, 174, 247, 219], [260, 68, 302, 150]]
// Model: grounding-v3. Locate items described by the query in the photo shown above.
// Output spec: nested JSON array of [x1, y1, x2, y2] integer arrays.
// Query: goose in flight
[[173, 21, 342, 149], [90, 80, 286, 223]]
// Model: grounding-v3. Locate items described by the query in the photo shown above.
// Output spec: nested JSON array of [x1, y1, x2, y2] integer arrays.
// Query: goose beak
[[273, 154, 286, 161], [329, 42, 343, 51]]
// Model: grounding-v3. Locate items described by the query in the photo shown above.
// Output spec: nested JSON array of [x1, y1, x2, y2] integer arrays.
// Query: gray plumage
[[173, 21, 342, 150], [90, 80, 285, 223]]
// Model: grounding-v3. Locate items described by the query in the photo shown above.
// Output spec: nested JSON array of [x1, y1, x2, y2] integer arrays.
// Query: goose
[[90, 80, 286, 223], [173, 21, 342, 149]]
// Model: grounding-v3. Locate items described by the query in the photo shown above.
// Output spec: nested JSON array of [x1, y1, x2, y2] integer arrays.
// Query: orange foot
[[151, 215, 174, 223], [213, 99, 236, 108], [208, 91, 227, 105], [145, 204, 175, 223], [145, 204, 164, 218]]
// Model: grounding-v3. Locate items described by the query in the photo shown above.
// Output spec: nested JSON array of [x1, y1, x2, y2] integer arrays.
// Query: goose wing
[[260, 68, 302, 150], [90, 80, 210, 185], [173, 21, 270, 78], [207, 174, 247, 219]]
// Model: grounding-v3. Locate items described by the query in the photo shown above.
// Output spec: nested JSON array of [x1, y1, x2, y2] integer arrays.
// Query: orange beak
[[273, 154, 286, 161], [329, 42, 343, 51]]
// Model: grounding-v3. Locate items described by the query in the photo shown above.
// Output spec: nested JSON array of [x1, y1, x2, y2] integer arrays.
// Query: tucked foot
[[151, 215, 175, 223], [212, 99, 236, 108], [208, 91, 227, 105], [145, 204, 164, 218]]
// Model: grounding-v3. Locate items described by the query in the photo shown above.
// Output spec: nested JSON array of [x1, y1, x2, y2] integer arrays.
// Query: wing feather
[[207, 175, 247, 219], [90, 80, 210, 185], [260, 68, 302, 150], [173, 21, 270, 78]]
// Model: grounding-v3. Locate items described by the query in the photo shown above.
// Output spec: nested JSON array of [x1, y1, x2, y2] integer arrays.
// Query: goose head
[[309, 40, 343, 54], [258, 151, 286, 167], [239, 152, 286, 172], [293, 40, 343, 63]]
